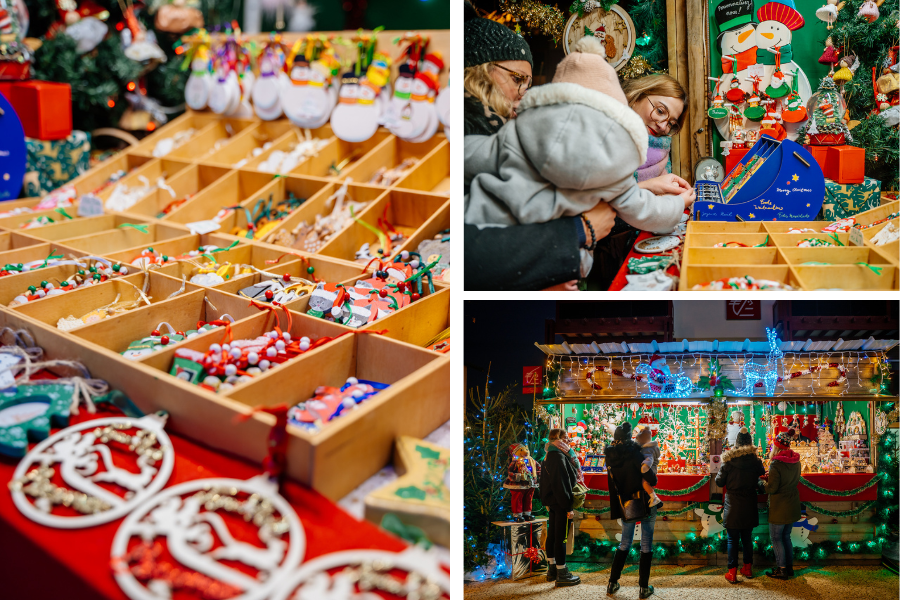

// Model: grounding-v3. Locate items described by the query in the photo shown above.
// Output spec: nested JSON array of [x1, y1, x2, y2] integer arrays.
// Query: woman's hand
[[582, 202, 616, 241], [639, 173, 692, 196], [681, 187, 696, 208]]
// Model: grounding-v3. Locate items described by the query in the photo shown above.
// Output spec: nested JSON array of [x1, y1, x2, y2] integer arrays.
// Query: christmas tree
[[797, 75, 853, 146]]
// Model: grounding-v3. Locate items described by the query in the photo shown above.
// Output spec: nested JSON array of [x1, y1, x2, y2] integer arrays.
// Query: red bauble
[[160, 335, 170, 345]]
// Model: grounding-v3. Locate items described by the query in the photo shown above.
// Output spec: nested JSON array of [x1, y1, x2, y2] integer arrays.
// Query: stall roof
[[535, 337, 899, 356]]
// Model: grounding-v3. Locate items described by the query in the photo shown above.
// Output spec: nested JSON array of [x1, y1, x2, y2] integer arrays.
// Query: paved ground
[[465, 564, 899, 600]]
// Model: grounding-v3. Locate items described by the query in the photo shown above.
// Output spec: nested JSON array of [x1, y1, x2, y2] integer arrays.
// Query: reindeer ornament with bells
[[739, 328, 783, 396]]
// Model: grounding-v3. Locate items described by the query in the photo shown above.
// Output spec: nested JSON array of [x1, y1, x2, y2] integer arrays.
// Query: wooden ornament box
[[682, 200, 900, 291], [0, 109, 450, 499]]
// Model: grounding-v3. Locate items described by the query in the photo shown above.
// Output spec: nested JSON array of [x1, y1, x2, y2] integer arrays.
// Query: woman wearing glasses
[[463, 4, 617, 291]]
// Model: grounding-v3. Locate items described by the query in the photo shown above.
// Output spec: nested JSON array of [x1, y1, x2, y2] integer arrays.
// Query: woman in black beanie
[[605, 422, 659, 599], [715, 426, 766, 584], [539, 428, 581, 587], [462, 1, 616, 290]]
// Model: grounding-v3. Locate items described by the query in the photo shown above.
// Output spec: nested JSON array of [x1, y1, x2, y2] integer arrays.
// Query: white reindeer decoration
[[739, 328, 782, 397]]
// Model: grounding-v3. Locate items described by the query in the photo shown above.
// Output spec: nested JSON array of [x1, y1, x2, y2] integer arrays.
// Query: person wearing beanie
[[464, 5, 533, 135], [463, 3, 617, 292], [604, 420, 660, 599], [715, 426, 766, 584], [761, 427, 802, 580], [465, 35, 695, 285], [539, 428, 581, 587]]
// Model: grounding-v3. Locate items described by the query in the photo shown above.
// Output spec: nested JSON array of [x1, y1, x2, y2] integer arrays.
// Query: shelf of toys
[[0, 28, 451, 502], [534, 332, 898, 564]]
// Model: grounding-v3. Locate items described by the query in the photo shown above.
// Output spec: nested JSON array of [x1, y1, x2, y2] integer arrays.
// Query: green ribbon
[[799, 473, 882, 497], [39, 249, 65, 269], [828, 232, 844, 246], [804, 499, 877, 517], [54, 207, 73, 220], [856, 262, 884, 275], [754, 235, 769, 248], [210, 240, 241, 253], [118, 223, 150, 234]]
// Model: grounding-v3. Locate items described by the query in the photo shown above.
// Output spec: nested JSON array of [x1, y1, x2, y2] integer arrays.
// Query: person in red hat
[[759, 427, 802, 580]]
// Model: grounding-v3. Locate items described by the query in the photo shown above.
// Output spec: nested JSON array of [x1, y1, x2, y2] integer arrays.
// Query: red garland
[[754, 362, 847, 388], [586, 366, 642, 390]]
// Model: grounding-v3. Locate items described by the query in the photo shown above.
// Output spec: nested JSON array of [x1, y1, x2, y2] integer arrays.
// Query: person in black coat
[[539, 428, 580, 587], [715, 427, 766, 584], [604, 422, 659, 599]]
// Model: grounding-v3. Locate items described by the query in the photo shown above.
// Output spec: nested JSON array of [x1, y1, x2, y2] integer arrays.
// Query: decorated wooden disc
[[563, 5, 637, 72]]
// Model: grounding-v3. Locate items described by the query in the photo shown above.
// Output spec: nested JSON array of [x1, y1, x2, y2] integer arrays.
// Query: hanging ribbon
[[118, 223, 150, 234]]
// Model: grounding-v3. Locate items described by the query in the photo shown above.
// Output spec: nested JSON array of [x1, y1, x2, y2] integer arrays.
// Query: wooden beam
[[686, 0, 711, 178]]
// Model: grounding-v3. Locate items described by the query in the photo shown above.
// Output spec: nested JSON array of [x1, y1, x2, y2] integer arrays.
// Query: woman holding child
[[463, 6, 695, 290], [604, 422, 661, 599]]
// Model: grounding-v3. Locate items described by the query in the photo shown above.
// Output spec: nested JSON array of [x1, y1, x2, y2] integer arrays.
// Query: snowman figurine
[[207, 62, 241, 115], [330, 70, 383, 143], [386, 62, 440, 143], [184, 48, 213, 111]]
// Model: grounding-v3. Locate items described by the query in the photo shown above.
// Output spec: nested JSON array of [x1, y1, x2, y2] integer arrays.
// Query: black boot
[[607, 548, 628, 595], [766, 566, 788, 580], [546, 564, 557, 582], [523, 513, 535, 522], [638, 551, 654, 599], [784, 566, 795, 577], [555, 565, 581, 587]]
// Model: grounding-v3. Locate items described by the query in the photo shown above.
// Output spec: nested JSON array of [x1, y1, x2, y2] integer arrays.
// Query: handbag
[[572, 482, 588, 509], [610, 469, 648, 523]]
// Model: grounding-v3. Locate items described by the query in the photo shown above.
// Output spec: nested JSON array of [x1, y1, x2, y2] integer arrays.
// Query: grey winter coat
[[715, 445, 766, 530], [464, 82, 684, 233]]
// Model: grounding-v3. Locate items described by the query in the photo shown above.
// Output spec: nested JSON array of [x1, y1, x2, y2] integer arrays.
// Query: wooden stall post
[[666, 0, 691, 179], [686, 0, 711, 175]]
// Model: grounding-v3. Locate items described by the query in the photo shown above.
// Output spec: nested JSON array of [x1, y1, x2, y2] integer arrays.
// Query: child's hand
[[681, 187, 697, 208], [641, 463, 650, 473], [544, 281, 579, 291]]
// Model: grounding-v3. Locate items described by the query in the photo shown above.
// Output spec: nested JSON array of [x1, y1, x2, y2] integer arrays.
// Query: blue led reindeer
[[740, 328, 782, 396]]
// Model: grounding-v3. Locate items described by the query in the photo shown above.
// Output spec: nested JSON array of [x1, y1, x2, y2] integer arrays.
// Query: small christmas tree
[[798, 75, 853, 146]]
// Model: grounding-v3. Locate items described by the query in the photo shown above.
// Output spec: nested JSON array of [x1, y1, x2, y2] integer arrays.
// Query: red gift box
[[8, 81, 72, 140], [824, 145, 865, 184], [804, 144, 829, 171], [0, 81, 13, 101], [725, 147, 750, 176]]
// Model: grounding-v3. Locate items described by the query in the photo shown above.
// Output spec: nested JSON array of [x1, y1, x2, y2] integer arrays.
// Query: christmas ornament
[[270, 547, 449, 600], [708, 76, 729, 119], [635, 354, 694, 398], [781, 69, 808, 122], [816, 0, 843, 30], [110, 474, 305, 600], [0, 383, 76, 457], [252, 37, 290, 121], [765, 47, 791, 98], [9, 413, 173, 528], [857, 0, 881, 23], [818, 37, 840, 66], [562, 4, 636, 72], [282, 36, 342, 129], [738, 328, 782, 396], [743, 77, 766, 121]]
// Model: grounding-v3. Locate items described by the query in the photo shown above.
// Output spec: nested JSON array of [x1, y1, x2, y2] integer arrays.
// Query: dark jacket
[[763, 449, 802, 525], [464, 93, 507, 137], [464, 220, 583, 290], [604, 440, 658, 522], [540, 445, 577, 511], [715, 445, 766, 530]]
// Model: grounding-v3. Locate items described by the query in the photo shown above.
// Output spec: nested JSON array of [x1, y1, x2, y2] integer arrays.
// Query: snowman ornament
[[184, 51, 213, 111], [386, 61, 440, 143], [282, 58, 339, 129], [330, 71, 383, 143], [252, 52, 290, 121]]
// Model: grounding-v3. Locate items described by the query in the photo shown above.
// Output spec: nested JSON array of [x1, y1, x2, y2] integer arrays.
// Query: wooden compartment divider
[[0, 107, 450, 501], [11, 271, 197, 328]]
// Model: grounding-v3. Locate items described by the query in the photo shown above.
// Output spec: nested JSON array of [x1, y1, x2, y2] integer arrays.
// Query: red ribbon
[[235, 404, 291, 483]]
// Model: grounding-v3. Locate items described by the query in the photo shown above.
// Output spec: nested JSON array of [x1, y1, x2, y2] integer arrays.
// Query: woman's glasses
[[647, 97, 681, 133], [492, 64, 533, 95]]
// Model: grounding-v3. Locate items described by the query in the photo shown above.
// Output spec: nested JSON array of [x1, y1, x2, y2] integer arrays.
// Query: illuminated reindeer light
[[739, 328, 783, 396]]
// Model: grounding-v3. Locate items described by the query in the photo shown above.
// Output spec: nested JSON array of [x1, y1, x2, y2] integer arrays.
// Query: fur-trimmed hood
[[517, 82, 649, 169], [641, 440, 659, 449], [721, 445, 758, 462]]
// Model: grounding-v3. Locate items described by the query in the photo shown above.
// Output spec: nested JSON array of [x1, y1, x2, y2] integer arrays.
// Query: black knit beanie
[[736, 426, 753, 447], [464, 12, 533, 69], [613, 422, 632, 442]]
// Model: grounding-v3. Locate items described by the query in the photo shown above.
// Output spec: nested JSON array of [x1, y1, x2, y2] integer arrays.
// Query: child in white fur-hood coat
[[464, 36, 695, 277]]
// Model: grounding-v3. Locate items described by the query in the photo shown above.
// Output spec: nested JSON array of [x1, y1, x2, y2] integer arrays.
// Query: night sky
[[464, 301, 556, 410]]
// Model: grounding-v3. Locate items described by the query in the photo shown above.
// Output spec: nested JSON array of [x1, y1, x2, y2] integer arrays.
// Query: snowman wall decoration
[[791, 515, 819, 547], [694, 503, 726, 537]]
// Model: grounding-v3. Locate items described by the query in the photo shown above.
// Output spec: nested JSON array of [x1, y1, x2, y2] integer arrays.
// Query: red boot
[[725, 568, 738, 584], [741, 563, 753, 579]]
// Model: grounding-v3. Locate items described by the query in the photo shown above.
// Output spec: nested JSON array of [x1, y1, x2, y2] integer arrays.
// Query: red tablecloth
[[585, 473, 709, 502], [755, 473, 877, 502], [0, 408, 407, 599], [608, 231, 682, 291]]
